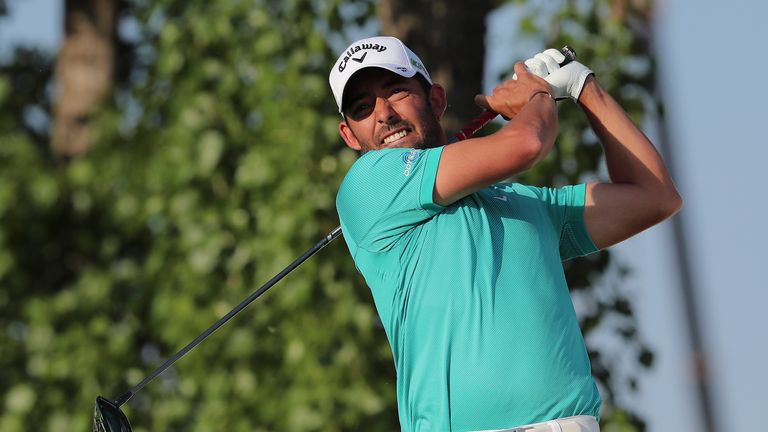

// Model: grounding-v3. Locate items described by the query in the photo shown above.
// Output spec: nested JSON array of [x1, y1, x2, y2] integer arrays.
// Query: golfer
[[330, 36, 681, 432]]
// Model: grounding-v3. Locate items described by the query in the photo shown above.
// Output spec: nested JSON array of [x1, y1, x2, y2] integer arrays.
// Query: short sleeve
[[336, 147, 445, 252], [521, 183, 599, 260]]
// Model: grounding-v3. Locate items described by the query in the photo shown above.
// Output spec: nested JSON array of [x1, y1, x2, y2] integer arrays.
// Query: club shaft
[[114, 226, 343, 407]]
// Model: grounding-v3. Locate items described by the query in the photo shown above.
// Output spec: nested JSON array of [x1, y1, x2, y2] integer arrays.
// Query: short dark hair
[[414, 74, 433, 96]]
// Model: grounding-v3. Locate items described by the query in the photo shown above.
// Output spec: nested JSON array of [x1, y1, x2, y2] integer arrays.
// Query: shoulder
[[339, 148, 440, 194], [356, 147, 422, 167], [341, 148, 414, 181]]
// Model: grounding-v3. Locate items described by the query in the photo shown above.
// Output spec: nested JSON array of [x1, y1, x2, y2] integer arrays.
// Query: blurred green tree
[[0, 0, 661, 430], [2, 0, 395, 430]]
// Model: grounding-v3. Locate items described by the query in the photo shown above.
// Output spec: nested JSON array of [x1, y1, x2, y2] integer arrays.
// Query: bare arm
[[580, 75, 683, 248], [434, 63, 557, 206]]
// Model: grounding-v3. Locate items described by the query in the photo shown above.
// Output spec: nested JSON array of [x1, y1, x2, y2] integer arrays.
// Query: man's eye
[[349, 103, 372, 119]]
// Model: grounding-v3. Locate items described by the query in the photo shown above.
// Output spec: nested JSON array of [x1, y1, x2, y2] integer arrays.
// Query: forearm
[[435, 92, 557, 206], [434, 63, 558, 206], [579, 76, 678, 196], [496, 91, 558, 163], [457, 90, 558, 178]]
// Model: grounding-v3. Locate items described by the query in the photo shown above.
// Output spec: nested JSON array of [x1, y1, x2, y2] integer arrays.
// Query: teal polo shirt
[[336, 147, 601, 431]]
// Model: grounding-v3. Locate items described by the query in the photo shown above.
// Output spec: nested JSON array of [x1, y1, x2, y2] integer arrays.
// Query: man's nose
[[374, 97, 400, 124]]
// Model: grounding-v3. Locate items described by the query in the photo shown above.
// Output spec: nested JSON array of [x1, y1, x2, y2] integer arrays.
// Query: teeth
[[384, 130, 407, 144]]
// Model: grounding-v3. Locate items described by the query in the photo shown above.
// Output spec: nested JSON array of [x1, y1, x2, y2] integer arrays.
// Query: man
[[329, 36, 681, 432]]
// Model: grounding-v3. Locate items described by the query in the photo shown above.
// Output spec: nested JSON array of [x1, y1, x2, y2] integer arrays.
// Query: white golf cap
[[329, 36, 432, 113]]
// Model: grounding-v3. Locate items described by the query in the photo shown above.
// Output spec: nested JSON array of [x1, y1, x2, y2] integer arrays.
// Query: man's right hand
[[474, 62, 554, 119], [434, 62, 558, 206]]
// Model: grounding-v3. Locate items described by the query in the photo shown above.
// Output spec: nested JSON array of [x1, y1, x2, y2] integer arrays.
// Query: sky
[[1, 1, 767, 431]]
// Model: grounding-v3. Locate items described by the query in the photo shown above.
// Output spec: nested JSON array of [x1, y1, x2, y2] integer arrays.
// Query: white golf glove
[[524, 48, 593, 102]]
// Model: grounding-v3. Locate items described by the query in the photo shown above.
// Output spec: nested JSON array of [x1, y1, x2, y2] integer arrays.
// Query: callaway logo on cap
[[329, 36, 433, 113]]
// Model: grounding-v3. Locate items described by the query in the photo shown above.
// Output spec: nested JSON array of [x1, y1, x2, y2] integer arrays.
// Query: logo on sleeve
[[402, 149, 422, 177]]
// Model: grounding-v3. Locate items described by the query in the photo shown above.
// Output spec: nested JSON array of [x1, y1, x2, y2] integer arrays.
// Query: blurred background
[[0, 0, 765, 431]]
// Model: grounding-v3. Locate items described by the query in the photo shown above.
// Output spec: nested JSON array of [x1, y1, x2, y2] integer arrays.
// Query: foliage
[[1, 0, 396, 430]]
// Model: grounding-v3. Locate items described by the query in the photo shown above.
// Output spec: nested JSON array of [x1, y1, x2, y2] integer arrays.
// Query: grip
[[559, 45, 576, 66]]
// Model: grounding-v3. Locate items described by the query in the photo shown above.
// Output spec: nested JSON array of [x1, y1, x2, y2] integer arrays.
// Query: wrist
[[576, 74, 598, 104], [528, 90, 553, 102]]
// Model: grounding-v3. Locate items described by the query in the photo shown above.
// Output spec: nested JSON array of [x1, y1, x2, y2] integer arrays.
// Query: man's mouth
[[382, 129, 409, 145]]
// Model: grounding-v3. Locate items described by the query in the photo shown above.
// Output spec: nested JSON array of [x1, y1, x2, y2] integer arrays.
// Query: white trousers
[[474, 415, 599, 432]]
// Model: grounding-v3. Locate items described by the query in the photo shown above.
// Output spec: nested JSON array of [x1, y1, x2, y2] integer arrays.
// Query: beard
[[371, 107, 445, 151], [413, 110, 445, 150]]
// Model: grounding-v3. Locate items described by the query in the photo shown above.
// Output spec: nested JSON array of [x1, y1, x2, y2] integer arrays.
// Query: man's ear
[[339, 120, 362, 151], [429, 83, 447, 120]]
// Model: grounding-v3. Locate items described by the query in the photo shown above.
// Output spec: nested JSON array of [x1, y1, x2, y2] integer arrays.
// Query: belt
[[473, 415, 599, 432]]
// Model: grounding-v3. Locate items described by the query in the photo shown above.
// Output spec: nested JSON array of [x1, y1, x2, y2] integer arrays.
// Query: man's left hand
[[524, 49, 593, 102]]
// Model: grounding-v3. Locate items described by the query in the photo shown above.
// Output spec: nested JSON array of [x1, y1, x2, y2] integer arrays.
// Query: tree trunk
[[378, 0, 495, 134], [52, 0, 115, 157]]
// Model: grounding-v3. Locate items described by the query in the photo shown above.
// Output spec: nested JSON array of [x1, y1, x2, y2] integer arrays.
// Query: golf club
[[93, 227, 341, 432]]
